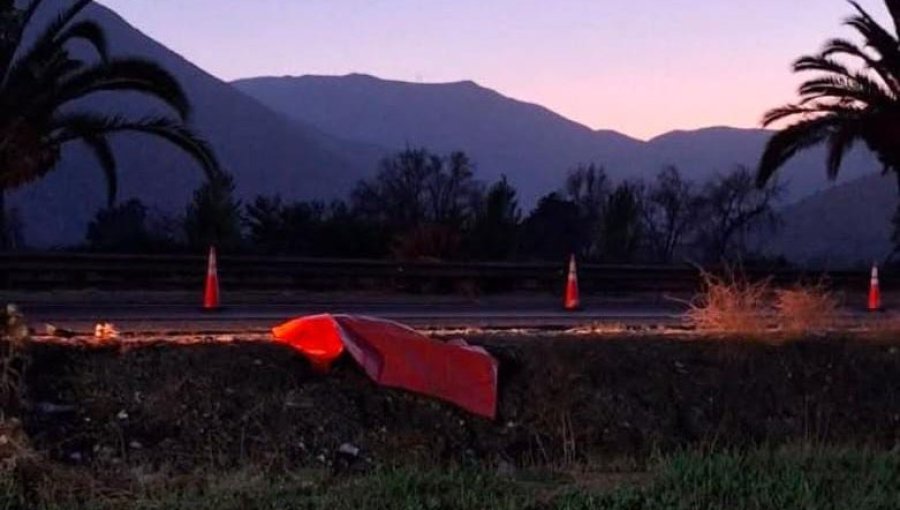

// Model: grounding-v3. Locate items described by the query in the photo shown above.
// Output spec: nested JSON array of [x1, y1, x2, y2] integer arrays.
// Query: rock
[[338, 443, 360, 457]]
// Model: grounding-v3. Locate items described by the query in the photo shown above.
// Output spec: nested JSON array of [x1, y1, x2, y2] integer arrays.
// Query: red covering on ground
[[272, 314, 498, 419]]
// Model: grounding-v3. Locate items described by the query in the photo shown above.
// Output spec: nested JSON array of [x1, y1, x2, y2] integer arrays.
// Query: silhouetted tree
[[86, 199, 181, 253], [244, 195, 284, 254], [353, 148, 483, 230], [392, 224, 463, 260], [317, 200, 391, 258], [352, 149, 438, 231], [86, 199, 150, 252], [520, 193, 582, 261], [244, 195, 324, 255], [600, 182, 645, 263], [642, 167, 703, 263], [565, 163, 609, 259], [698, 166, 782, 262], [85, 199, 179, 253], [427, 151, 483, 227], [467, 175, 521, 260], [0, 198, 23, 251], [352, 148, 484, 259], [184, 172, 243, 252]]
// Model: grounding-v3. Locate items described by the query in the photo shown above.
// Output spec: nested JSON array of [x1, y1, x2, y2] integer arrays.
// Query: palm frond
[[825, 123, 861, 179], [55, 20, 108, 63], [13, 0, 91, 61], [821, 37, 900, 94], [51, 59, 192, 119], [51, 113, 220, 180], [762, 104, 812, 126], [19, 0, 46, 32], [793, 55, 852, 76], [797, 75, 894, 106], [845, 2, 900, 73], [762, 101, 863, 127], [757, 116, 837, 186], [30, 0, 92, 47], [1, 0, 93, 89], [80, 135, 117, 206]]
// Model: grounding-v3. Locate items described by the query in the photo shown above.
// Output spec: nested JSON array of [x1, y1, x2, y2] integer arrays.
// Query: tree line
[[75, 148, 783, 265]]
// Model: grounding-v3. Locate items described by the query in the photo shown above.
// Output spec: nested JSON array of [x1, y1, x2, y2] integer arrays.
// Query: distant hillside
[[8, 2, 386, 247], [233, 74, 879, 205], [766, 173, 897, 268], [233, 74, 643, 205]]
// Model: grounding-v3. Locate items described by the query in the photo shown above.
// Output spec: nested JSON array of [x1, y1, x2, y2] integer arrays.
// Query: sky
[[97, 0, 891, 141]]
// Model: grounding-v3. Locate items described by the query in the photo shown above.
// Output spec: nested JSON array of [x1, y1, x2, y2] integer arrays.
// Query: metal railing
[[0, 252, 871, 293]]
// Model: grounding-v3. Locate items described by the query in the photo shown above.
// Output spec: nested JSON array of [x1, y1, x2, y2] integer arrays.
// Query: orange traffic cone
[[868, 263, 881, 312], [564, 254, 580, 311], [203, 246, 220, 311]]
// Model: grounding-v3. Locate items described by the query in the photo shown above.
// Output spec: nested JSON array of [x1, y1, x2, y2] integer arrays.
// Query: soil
[[22, 333, 900, 475]]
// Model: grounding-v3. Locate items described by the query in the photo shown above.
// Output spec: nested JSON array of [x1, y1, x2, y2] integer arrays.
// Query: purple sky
[[98, 0, 890, 140]]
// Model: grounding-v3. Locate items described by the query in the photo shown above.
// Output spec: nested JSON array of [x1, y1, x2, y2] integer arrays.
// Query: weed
[[774, 283, 839, 333], [0, 305, 28, 420], [686, 270, 771, 333]]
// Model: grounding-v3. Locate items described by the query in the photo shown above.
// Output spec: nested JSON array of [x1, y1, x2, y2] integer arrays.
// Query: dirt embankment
[[24, 335, 900, 473]]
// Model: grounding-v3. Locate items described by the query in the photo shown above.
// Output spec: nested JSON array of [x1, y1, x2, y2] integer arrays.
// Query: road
[[19, 298, 686, 333]]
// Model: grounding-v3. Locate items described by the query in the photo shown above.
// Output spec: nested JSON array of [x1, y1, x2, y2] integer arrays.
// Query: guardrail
[[0, 252, 873, 294]]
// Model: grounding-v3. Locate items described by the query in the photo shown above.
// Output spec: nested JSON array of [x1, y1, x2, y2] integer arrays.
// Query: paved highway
[[19, 298, 686, 333]]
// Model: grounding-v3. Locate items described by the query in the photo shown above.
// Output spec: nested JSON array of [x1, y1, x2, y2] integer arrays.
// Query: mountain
[[233, 74, 879, 205], [233, 74, 644, 205], [765, 173, 897, 268], [8, 2, 387, 247]]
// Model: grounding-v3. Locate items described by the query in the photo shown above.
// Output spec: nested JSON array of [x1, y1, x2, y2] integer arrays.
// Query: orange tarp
[[272, 314, 498, 419]]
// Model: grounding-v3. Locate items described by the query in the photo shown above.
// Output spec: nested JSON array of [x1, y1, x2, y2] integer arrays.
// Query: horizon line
[[230, 71, 770, 142]]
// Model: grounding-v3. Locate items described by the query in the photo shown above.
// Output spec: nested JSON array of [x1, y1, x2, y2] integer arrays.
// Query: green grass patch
[[6, 448, 900, 509], [562, 448, 900, 509]]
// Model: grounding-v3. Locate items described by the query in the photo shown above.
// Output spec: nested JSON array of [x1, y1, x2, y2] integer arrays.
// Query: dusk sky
[[98, 1, 890, 140]]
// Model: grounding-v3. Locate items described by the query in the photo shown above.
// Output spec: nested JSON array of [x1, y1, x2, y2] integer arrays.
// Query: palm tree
[[757, 1, 900, 190], [0, 0, 219, 210]]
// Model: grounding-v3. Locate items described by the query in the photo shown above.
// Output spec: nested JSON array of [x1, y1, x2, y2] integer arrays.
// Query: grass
[[562, 448, 900, 509], [6, 448, 900, 509]]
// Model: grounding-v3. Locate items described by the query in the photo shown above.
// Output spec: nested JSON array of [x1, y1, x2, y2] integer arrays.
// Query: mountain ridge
[[233, 74, 877, 204]]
